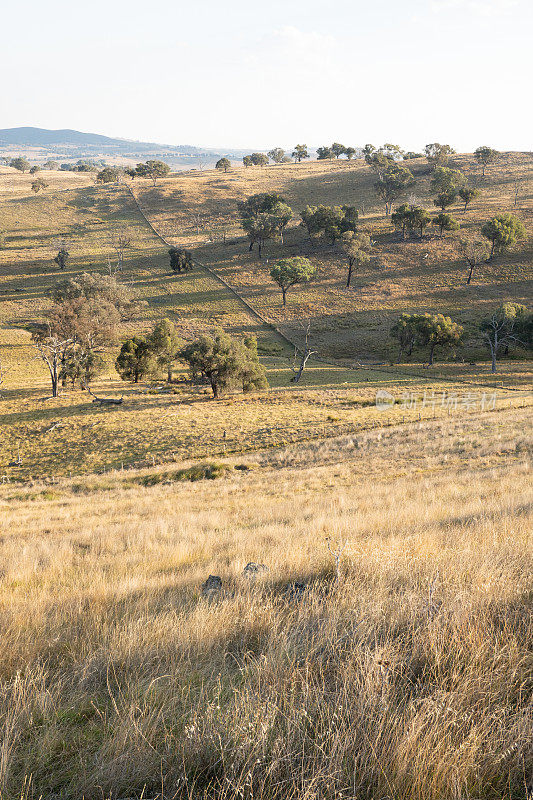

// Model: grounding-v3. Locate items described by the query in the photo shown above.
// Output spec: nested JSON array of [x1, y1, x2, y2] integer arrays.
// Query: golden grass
[[0, 407, 530, 799]]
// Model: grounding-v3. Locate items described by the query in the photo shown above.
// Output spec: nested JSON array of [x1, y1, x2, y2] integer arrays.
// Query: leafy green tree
[[125, 167, 137, 180], [251, 153, 269, 166], [269, 201, 293, 245], [169, 247, 193, 273], [241, 213, 277, 257], [268, 148, 285, 163], [300, 205, 357, 243], [373, 163, 415, 216], [238, 193, 285, 220], [238, 193, 289, 254], [434, 189, 457, 211], [270, 257, 316, 306], [54, 243, 69, 271], [96, 167, 120, 184], [242, 155, 253, 167], [179, 329, 268, 398], [480, 303, 531, 372], [430, 166, 465, 195], [390, 313, 422, 361], [29, 165, 40, 175], [135, 160, 171, 185], [424, 143, 455, 167], [416, 313, 463, 365], [215, 158, 231, 172], [43, 160, 59, 170], [474, 146, 499, 177], [459, 238, 490, 284], [50, 271, 144, 320], [458, 187, 480, 212], [148, 318, 181, 382], [316, 146, 334, 160], [10, 157, 30, 173], [292, 144, 309, 162], [432, 212, 460, 237], [391, 204, 412, 239], [481, 213, 526, 259], [331, 143, 346, 159], [409, 207, 432, 239], [344, 147, 356, 160], [340, 231, 372, 288], [115, 336, 153, 383]]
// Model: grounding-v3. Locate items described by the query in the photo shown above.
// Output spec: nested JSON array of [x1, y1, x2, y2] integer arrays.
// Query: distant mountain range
[[0, 127, 247, 167]]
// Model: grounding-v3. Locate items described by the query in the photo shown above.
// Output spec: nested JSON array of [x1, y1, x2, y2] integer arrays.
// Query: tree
[[430, 166, 465, 194], [148, 319, 181, 382], [474, 146, 499, 177], [125, 167, 137, 180], [432, 212, 459, 237], [250, 153, 269, 167], [340, 231, 372, 288], [238, 193, 290, 254], [391, 204, 411, 240], [390, 313, 422, 362], [243, 155, 253, 167], [43, 160, 59, 170], [50, 271, 144, 320], [344, 147, 356, 160], [481, 213, 526, 259], [169, 247, 193, 273], [135, 160, 171, 185], [270, 257, 316, 306], [115, 336, 153, 383], [29, 165, 40, 175], [424, 143, 455, 167], [292, 144, 309, 162], [409, 207, 432, 239], [241, 213, 277, 257], [434, 189, 457, 211], [269, 201, 293, 245], [31, 178, 48, 193], [28, 323, 73, 397], [54, 242, 69, 271], [316, 146, 334, 160], [331, 143, 346, 159], [458, 187, 480, 213], [110, 228, 133, 273], [373, 163, 415, 216], [268, 148, 285, 164], [301, 205, 357, 243], [179, 329, 268, 398], [215, 158, 231, 173], [10, 157, 30, 173], [459, 238, 490, 285], [416, 313, 463, 366], [96, 167, 120, 184], [480, 303, 531, 372]]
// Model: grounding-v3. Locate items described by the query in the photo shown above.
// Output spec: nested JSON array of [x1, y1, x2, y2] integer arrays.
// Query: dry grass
[[0, 407, 530, 799], [132, 153, 533, 359]]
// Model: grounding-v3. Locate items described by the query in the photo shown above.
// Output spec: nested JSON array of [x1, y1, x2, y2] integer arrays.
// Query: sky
[[1, 0, 532, 152]]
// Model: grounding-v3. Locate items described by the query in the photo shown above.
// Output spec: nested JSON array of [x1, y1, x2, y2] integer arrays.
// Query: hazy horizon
[[2, 0, 532, 152]]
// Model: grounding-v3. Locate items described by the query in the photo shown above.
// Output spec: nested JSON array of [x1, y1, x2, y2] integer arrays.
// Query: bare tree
[[459, 238, 490, 285], [29, 324, 73, 397], [110, 228, 133, 273], [290, 321, 317, 383]]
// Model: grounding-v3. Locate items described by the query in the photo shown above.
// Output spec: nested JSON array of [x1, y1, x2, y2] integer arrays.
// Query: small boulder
[[202, 575, 222, 596], [243, 562, 269, 578]]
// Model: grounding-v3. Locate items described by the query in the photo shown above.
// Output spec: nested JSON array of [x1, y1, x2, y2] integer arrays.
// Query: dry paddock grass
[[0, 407, 531, 799]]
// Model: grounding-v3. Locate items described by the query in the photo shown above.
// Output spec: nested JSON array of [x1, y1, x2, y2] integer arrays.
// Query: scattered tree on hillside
[[31, 178, 48, 193], [54, 242, 69, 271], [179, 329, 268, 398], [479, 303, 531, 372], [10, 157, 30, 173], [474, 146, 499, 177], [290, 321, 317, 383], [409, 207, 432, 239], [169, 247, 193, 273], [459, 238, 490, 284], [340, 231, 372, 288], [432, 212, 459, 237], [115, 336, 153, 383], [416, 313, 463, 366], [135, 160, 171, 185], [301, 205, 358, 243], [250, 153, 269, 167], [481, 213, 526, 259], [147, 318, 181, 382], [434, 189, 457, 211], [238, 193, 291, 255], [50, 272, 144, 320], [317, 146, 334, 160], [43, 160, 59, 170], [27, 323, 73, 397], [424, 143, 455, 167], [390, 313, 422, 361], [29, 165, 40, 175], [430, 166, 465, 194], [458, 186, 480, 212], [344, 147, 356, 160], [268, 148, 285, 163], [241, 213, 277, 258], [96, 167, 120, 184], [270, 257, 316, 306], [292, 144, 309, 162], [110, 228, 133, 273], [331, 143, 346, 159], [373, 163, 415, 216], [215, 158, 231, 173], [243, 155, 253, 167]]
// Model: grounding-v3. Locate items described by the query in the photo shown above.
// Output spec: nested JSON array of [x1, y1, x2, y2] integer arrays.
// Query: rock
[[285, 581, 307, 601], [243, 562, 269, 578], [202, 575, 222, 596]]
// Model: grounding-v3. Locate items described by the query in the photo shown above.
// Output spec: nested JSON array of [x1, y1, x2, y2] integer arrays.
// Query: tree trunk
[[428, 344, 435, 366], [282, 288, 287, 306], [490, 240, 496, 259], [346, 261, 353, 288], [249, 240, 254, 252], [467, 264, 474, 284], [211, 380, 218, 398], [167, 365, 172, 382]]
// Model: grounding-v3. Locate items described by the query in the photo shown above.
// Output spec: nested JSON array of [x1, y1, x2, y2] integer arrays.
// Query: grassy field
[[0, 406, 530, 799], [132, 152, 533, 360]]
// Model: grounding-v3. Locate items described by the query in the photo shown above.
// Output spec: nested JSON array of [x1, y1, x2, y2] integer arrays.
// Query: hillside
[[132, 152, 533, 361]]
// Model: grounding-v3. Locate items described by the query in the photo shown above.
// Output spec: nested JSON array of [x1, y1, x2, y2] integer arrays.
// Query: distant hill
[[0, 127, 137, 147]]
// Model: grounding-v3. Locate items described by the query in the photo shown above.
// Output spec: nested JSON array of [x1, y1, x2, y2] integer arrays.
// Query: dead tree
[[110, 228, 133, 273], [290, 321, 317, 383], [30, 325, 73, 397]]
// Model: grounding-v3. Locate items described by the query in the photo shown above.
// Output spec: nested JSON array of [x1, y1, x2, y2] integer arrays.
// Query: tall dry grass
[[0, 409, 531, 799]]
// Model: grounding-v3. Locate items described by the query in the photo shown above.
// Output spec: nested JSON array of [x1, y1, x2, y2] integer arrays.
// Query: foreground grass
[[0, 407, 530, 799]]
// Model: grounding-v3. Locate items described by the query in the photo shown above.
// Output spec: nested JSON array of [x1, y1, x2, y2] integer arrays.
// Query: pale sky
[[2, 0, 531, 152]]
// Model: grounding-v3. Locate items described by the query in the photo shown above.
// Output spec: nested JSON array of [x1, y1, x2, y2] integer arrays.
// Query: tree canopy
[[474, 146, 499, 176], [292, 144, 309, 162], [481, 213, 526, 258], [215, 158, 231, 172], [270, 257, 316, 306]]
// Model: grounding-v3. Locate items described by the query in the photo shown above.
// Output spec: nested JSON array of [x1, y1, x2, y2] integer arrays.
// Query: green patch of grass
[[132, 461, 232, 486]]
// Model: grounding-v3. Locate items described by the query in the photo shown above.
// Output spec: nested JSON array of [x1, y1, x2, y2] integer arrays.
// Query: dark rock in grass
[[285, 581, 307, 601], [202, 575, 222, 596], [243, 562, 269, 578]]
